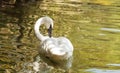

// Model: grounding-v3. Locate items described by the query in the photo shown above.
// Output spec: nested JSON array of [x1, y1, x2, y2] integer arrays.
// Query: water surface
[[0, 0, 120, 73]]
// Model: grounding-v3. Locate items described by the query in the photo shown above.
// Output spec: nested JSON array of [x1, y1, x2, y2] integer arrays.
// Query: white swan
[[34, 16, 73, 72]]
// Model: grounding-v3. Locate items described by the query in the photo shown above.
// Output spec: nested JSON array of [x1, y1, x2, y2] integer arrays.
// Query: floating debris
[[107, 64, 120, 67], [86, 68, 120, 73]]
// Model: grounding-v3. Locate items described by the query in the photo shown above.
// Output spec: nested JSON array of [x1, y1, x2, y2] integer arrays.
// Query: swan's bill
[[47, 24, 52, 38]]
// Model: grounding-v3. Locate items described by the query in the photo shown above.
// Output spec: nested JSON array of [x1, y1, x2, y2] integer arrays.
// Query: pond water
[[0, 0, 120, 73]]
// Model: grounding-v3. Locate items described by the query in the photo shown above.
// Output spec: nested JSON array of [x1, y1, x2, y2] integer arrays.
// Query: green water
[[0, 0, 120, 73]]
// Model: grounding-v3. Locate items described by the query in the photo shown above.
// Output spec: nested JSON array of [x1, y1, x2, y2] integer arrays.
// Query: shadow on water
[[0, 0, 44, 73], [0, 0, 120, 73]]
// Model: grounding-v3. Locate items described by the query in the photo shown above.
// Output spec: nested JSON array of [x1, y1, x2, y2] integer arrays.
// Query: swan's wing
[[40, 37, 73, 58], [39, 37, 73, 69], [40, 38, 58, 58], [56, 37, 74, 69], [57, 37, 73, 52]]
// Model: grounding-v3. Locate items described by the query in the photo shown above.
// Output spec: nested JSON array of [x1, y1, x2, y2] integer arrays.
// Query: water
[[0, 0, 120, 73]]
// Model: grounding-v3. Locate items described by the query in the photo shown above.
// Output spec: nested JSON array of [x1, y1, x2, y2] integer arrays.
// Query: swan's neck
[[34, 18, 44, 41]]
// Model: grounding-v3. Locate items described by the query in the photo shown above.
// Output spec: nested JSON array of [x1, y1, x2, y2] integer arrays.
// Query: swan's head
[[41, 16, 53, 37]]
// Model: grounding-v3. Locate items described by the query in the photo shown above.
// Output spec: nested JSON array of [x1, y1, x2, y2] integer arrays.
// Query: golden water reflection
[[0, 0, 120, 73]]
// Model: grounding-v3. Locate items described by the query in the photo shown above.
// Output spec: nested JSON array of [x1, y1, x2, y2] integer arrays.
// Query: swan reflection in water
[[34, 16, 73, 73]]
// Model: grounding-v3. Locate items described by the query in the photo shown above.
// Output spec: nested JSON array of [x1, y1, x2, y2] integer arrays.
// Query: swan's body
[[34, 16, 73, 72]]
